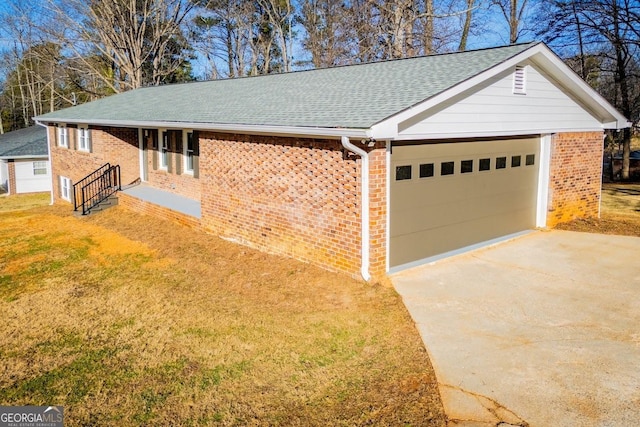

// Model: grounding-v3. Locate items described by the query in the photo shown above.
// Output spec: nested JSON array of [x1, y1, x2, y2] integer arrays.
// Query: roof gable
[[35, 43, 537, 130]]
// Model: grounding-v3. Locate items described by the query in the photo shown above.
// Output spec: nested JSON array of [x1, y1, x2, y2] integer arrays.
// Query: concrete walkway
[[392, 230, 640, 427]]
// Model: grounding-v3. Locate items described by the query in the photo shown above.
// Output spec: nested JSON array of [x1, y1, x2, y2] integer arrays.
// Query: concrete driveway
[[392, 230, 640, 427]]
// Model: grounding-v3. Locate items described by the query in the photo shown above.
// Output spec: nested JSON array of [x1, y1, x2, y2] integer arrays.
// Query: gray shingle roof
[[36, 43, 537, 129], [0, 126, 48, 158]]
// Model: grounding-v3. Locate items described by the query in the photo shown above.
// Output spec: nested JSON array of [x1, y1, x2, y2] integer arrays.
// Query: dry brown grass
[[556, 182, 640, 237], [0, 202, 445, 426], [0, 192, 50, 213]]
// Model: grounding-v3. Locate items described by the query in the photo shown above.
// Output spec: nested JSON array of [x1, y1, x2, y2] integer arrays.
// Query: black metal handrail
[[73, 163, 111, 211], [75, 164, 121, 215]]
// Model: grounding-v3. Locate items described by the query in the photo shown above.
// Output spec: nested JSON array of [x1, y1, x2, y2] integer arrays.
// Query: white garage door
[[390, 137, 540, 269], [15, 160, 51, 193]]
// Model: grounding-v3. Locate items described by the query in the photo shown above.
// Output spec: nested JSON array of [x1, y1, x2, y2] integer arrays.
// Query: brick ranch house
[[0, 126, 51, 195], [35, 42, 629, 280]]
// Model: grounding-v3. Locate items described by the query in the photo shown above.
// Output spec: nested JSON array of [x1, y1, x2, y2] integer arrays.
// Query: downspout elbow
[[341, 136, 371, 282]]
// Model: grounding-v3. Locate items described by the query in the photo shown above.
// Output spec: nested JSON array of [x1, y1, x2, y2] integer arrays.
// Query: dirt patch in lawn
[[555, 183, 640, 237], [0, 202, 446, 426]]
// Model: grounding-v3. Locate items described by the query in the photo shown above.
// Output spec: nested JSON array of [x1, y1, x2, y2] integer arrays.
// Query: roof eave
[[34, 118, 371, 140], [0, 154, 49, 160]]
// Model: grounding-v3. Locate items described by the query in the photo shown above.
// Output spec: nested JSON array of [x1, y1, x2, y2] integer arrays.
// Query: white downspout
[[341, 136, 371, 281], [35, 120, 54, 206]]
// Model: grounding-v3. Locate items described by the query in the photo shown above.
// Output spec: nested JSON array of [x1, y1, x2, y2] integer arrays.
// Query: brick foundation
[[118, 192, 201, 229], [547, 131, 604, 226]]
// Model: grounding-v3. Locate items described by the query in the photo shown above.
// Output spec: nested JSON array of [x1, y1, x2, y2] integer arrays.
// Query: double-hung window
[[160, 131, 169, 169], [57, 126, 69, 148], [78, 127, 91, 152], [33, 161, 48, 175], [60, 176, 71, 201], [184, 131, 194, 173]]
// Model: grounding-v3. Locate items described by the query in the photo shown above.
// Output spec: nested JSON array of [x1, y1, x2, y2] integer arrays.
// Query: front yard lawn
[[0, 201, 445, 426]]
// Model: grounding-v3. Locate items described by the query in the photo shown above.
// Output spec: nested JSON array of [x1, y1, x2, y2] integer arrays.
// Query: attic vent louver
[[513, 65, 526, 94]]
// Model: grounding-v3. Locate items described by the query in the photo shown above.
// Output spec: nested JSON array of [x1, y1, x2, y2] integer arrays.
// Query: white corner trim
[[341, 136, 371, 281], [385, 141, 391, 273], [138, 128, 144, 181], [536, 134, 552, 227], [34, 120, 55, 206]]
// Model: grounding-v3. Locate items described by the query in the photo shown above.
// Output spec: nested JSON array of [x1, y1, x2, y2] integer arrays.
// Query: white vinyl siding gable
[[398, 64, 603, 138]]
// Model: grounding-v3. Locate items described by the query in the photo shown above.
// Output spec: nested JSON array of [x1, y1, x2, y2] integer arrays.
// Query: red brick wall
[[199, 132, 367, 276], [368, 148, 387, 278], [49, 126, 200, 203], [7, 161, 16, 195], [547, 131, 603, 226], [49, 126, 139, 202]]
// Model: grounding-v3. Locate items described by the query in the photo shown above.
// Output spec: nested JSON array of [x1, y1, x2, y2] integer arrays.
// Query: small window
[[441, 161, 454, 176], [33, 161, 47, 175], [496, 157, 507, 169], [461, 160, 473, 173], [511, 155, 521, 167], [57, 126, 68, 148], [60, 176, 71, 201], [396, 165, 412, 181], [184, 131, 194, 173], [479, 158, 491, 171], [419, 163, 434, 178], [78, 127, 91, 152], [526, 154, 535, 166]]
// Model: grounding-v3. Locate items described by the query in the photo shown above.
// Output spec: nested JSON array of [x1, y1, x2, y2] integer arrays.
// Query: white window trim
[[57, 125, 69, 148], [33, 161, 48, 176], [60, 176, 71, 202], [77, 126, 91, 152], [159, 129, 169, 170], [183, 130, 194, 175]]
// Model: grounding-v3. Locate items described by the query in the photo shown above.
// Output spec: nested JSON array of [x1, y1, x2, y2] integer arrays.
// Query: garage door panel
[[390, 137, 540, 268], [391, 172, 537, 213], [392, 191, 536, 237], [390, 208, 534, 267]]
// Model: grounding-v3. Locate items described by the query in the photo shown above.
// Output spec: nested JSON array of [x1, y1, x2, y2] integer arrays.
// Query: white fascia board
[[370, 43, 630, 140], [35, 119, 371, 140], [0, 155, 49, 160], [392, 126, 607, 141]]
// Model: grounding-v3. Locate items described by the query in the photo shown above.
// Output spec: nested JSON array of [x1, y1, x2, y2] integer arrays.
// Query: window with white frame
[[160, 131, 169, 169], [78, 127, 91, 152], [60, 176, 71, 201], [33, 161, 48, 175], [57, 126, 69, 148], [184, 131, 194, 173]]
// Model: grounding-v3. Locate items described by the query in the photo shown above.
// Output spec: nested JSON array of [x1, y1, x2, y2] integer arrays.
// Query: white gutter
[[35, 118, 371, 140], [341, 136, 371, 282], [35, 121, 54, 206]]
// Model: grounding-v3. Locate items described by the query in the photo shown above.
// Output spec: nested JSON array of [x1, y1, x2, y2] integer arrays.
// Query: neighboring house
[[0, 126, 51, 195], [35, 42, 629, 279]]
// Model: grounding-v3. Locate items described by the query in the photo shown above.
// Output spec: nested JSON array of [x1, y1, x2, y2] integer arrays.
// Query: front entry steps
[[73, 194, 119, 216]]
